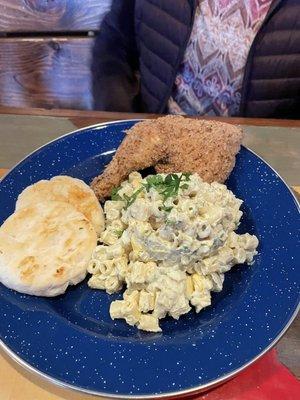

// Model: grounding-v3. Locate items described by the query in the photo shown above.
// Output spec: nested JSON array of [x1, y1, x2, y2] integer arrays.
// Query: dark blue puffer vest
[[92, 0, 300, 119]]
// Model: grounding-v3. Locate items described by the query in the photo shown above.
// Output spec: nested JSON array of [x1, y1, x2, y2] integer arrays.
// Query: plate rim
[[0, 119, 299, 399]]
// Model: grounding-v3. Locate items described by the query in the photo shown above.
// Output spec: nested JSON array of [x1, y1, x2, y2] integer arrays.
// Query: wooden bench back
[[0, 0, 112, 110]]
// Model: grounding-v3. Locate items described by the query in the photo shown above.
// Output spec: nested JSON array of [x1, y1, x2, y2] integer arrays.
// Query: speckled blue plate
[[0, 120, 299, 399]]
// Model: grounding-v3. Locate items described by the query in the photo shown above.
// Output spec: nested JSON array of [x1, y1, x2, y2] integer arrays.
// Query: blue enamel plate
[[0, 120, 299, 399]]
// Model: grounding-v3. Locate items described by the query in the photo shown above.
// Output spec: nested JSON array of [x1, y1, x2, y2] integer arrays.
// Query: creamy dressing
[[88, 172, 258, 332]]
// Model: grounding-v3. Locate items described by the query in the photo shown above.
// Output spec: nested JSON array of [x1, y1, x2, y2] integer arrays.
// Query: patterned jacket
[[92, 0, 300, 119]]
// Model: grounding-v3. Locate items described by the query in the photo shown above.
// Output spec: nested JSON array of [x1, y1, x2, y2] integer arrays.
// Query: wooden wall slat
[[0, 38, 94, 110], [0, 0, 112, 32]]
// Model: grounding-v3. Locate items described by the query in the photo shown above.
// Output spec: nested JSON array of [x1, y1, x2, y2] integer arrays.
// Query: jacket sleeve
[[91, 0, 140, 112]]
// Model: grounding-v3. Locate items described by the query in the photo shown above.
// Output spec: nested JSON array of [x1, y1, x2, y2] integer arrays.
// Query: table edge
[[1, 106, 300, 127]]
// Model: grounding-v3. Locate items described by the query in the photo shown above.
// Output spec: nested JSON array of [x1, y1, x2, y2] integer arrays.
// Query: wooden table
[[0, 107, 299, 400], [0, 1, 112, 110]]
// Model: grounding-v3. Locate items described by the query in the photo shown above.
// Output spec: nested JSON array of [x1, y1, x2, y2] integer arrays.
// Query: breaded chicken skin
[[91, 120, 167, 200], [91, 116, 243, 200]]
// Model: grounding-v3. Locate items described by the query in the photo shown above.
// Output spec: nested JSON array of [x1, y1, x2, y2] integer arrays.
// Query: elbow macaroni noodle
[[88, 172, 259, 332]]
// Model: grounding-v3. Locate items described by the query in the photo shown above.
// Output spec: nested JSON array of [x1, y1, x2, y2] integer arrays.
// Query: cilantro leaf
[[161, 205, 173, 212], [145, 174, 164, 190], [111, 173, 192, 210], [111, 186, 122, 200], [165, 219, 175, 225], [180, 183, 189, 190], [182, 172, 192, 181], [160, 174, 182, 201], [123, 187, 144, 209], [114, 229, 124, 238]]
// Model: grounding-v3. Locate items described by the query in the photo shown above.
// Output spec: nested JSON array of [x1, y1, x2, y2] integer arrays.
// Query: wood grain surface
[[0, 38, 93, 110], [0, 0, 111, 32], [1, 106, 300, 127]]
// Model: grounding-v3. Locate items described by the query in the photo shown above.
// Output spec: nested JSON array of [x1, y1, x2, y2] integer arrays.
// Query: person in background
[[92, 0, 300, 119]]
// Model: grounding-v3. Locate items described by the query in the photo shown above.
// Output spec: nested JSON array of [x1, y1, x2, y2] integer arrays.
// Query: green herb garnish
[[157, 173, 191, 202], [110, 173, 192, 210], [166, 219, 175, 225], [114, 229, 124, 238], [144, 174, 164, 189], [145, 172, 191, 201], [180, 183, 188, 190], [160, 205, 172, 212], [111, 186, 122, 200], [110, 185, 144, 208], [182, 172, 192, 181], [123, 187, 144, 209]]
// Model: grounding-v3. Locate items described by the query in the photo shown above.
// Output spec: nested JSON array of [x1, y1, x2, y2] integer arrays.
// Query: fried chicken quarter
[[91, 116, 243, 200]]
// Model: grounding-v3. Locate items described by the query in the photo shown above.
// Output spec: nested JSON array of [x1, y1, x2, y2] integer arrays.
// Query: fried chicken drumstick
[[91, 116, 243, 200]]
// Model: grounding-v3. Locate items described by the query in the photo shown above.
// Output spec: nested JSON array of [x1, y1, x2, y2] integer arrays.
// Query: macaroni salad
[[88, 172, 258, 332]]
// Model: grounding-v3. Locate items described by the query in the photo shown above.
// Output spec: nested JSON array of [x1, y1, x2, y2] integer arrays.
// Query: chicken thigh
[[91, 116, 243, 201]]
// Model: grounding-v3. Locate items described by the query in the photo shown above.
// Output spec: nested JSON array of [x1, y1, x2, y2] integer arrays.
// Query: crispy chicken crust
[[91, 116, 243, 200]]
